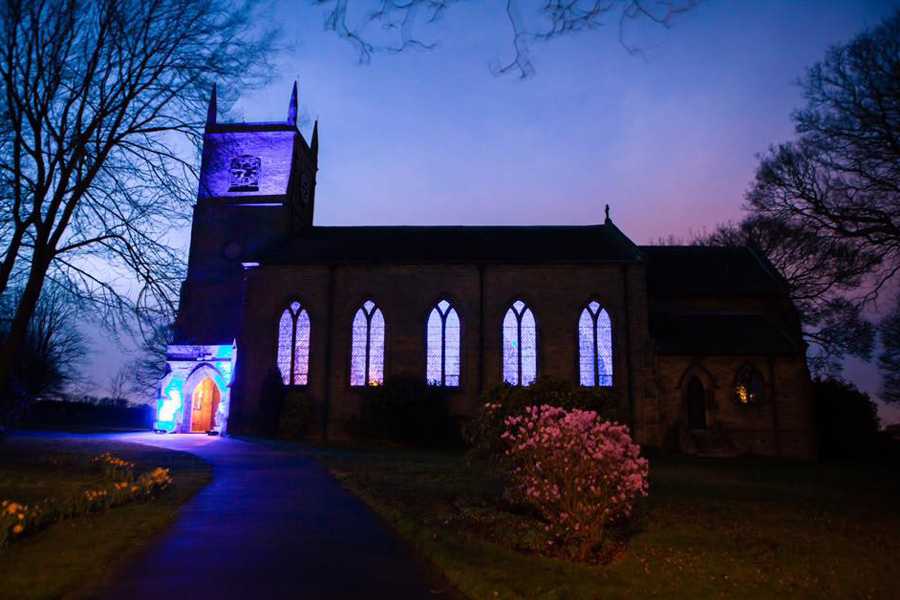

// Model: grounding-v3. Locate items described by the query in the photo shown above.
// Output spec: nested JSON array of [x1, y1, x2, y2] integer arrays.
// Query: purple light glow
[[277, 301, 310, 385], [199, 130, 297, 199], [426, 300, 460, 386], [503, 300, 536, 386], [579, 301, 613, 387], [351, 300, 385, 386]]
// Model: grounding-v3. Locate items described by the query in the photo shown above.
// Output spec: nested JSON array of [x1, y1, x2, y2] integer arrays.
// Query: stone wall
[[653, 354, 815, 459], [232, 262, 653, 439], [228, 261, 814, 458]]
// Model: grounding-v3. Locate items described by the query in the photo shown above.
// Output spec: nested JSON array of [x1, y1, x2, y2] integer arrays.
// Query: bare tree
[[0, 0, 278, 424], [1, 281, 86, 421], [127, 319, 173, 403], [739, 11, 899, 378], [746, 11, 900, 303], [312, 0, 699, 78], [878, 302, 900, 403], [108, 366, 130, 405], [697, 216, 877, 374]]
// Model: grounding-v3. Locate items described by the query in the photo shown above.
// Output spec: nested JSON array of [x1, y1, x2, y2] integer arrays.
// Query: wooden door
[[190, 378, 220, 432], [686, 376, 707, 430]]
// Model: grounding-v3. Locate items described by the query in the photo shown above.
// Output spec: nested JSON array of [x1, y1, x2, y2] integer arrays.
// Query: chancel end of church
[[155, 83, 816, 459]]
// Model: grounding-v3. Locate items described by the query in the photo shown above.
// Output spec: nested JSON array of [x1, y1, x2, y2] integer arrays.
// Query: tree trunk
[[0, 251, 51, 427]]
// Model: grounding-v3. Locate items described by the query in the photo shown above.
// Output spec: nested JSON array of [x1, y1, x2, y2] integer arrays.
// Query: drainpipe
[[478, 264, 485, 396], [621, 264, 636, 434]]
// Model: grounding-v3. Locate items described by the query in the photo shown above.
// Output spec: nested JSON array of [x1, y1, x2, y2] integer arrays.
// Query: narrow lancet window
[[276, 300, 310, 385], [351, 300, 385, 386], [578, 301, 612, 387], [426, 300, 460, 387], [502, 300, 537, 386]]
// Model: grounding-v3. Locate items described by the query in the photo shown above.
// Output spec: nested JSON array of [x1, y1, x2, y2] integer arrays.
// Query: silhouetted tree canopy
[[701, 11, 899, 375], [747, 11, 899, 295], [878, 300, 900, 403], [312, 0, 699, 78], [697, 215, 877, 374]]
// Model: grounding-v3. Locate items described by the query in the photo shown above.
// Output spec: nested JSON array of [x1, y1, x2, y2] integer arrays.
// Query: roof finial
[[287, 81, 298, 126], [604, 203, 611, 224], [206, 83, 217, 128]]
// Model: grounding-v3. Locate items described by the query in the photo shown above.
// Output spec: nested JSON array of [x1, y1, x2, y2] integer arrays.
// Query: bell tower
[[175, 82, 319, 346]]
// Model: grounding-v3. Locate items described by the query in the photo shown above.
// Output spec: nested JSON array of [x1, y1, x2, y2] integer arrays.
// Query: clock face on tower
[[228, 155, 261, 192]]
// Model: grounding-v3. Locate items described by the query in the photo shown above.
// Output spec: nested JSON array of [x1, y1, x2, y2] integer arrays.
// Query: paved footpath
[[89, 432, 449, 599]]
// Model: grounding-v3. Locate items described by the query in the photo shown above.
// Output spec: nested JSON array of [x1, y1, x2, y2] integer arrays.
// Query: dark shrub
[[277, 388, 315, 440], [813, 376, 880, 460], [358, 375, 456, 447], [463, 377, 619, 462], [23, 399, 154, 430]]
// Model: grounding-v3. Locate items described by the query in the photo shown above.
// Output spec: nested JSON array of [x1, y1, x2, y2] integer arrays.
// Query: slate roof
[[256, 223, 642, 264], [650, 313, 802, 355], [639, 246, 787, 298]]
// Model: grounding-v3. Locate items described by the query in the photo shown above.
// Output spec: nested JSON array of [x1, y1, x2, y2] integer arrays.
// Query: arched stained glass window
[[578, 301, 612, 387], [502, 300, 537, 386], [426, 300, 460, 387], [276, 300, 310, 385], [351, 300, 385, 386]]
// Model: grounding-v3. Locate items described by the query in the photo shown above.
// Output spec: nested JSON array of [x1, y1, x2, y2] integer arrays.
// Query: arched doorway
[[686, 376, 707, 430], [190, 377, 220, 433]]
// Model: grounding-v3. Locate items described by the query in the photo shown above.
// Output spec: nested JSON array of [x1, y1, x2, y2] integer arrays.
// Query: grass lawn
[[0, 436, 212, 599], [317, 447, 900, 599]]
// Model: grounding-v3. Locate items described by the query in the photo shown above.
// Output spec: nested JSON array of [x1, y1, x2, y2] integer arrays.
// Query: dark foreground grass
[[317, 448, 900, 599], [0, 436, 211, 599]]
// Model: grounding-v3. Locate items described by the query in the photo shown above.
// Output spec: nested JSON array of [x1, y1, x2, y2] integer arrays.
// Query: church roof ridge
[[255, 222, 643, 265], [304, 223, 611, 230]]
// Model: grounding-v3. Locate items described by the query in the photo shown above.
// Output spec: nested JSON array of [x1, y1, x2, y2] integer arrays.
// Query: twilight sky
[[86, 0, 900, 423]]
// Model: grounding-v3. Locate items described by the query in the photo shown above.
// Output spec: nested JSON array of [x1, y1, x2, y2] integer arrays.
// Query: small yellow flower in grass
[[12, 524, 24, 535]]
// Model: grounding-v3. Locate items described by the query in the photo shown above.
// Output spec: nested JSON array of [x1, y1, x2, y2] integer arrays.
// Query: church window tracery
[[351, 300, 385, 386], [426, 300, 460, 387], [503, 300, 537, 386], [276, 301, 310, 385], [578, 301, 613, 387]]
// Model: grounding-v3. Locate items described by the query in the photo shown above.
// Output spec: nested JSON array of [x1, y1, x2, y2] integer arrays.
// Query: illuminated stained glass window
[[735, 365, 765, 405], [276, 300, 310, 385], [502, 300, 537, 386], [578, 301, 613, 387], [351, 300, 385, 386], [426, 300, 460, 387]]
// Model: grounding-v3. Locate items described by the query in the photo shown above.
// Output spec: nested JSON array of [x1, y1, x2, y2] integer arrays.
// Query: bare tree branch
[[0, 0, 280, 423], [312, 0, 699, 79]]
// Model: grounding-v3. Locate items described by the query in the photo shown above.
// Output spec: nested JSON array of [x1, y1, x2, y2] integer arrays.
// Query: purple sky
[[86, 0, 900, 423]]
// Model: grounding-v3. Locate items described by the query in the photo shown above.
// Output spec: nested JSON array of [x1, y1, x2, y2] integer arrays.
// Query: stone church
[[154, 84, 815, 458]]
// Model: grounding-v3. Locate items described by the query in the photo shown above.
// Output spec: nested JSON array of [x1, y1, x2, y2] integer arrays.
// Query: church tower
[[175, 83, 318, 346], [157, 83, 318, 434]]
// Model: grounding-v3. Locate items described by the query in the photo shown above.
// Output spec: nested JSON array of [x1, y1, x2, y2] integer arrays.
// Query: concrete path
[[87, 432, 448, 599]]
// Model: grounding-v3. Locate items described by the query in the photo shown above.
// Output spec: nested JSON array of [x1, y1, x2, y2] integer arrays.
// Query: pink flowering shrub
[[502, 405, 649, 560], [464, 377, 616, 462]]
